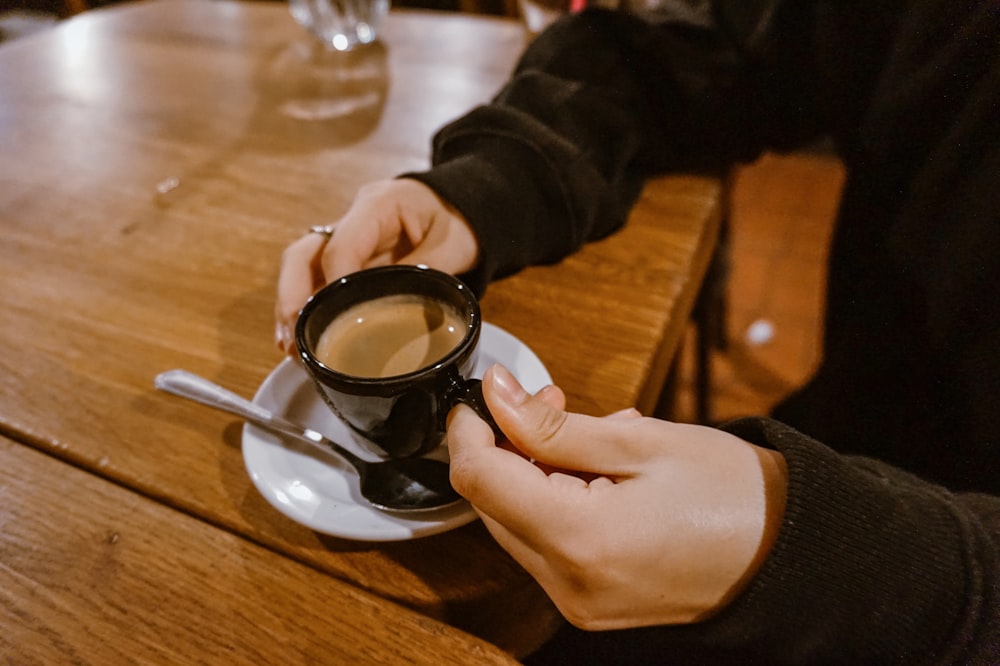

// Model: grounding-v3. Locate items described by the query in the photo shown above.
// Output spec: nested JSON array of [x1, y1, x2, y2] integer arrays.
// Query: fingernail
[[275, 322, 291, 353], [489, 364, 527, 406]]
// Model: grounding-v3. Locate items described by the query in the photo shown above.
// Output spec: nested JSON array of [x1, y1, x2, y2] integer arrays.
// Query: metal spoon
[[154, 369, 462, 512]]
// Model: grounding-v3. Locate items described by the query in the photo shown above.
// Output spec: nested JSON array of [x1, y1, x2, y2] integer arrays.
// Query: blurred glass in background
[[289, 0, 390, 51]]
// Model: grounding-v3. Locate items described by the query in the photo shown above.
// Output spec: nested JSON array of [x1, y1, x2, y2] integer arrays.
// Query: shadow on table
[[242, 37, 390, 155], [152, 37, 389, 210]]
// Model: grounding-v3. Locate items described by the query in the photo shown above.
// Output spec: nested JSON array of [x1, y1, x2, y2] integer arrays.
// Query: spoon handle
[[153, 369, 363, 466]]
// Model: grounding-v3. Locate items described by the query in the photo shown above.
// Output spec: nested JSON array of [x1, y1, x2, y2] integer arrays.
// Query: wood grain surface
[[0, 436, 517, 664], [0, 0, 720, 657]]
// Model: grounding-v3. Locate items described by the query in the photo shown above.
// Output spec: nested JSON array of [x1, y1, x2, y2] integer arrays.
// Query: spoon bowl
[[154, 369, 463, 512]]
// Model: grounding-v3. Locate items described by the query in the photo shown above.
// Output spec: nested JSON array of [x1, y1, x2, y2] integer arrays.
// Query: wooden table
[[0, 435, 517, 664], [0, 0, 722, 661]]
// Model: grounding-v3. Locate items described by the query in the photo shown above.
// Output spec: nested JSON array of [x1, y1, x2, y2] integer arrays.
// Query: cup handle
[[447, 376, 504, 438]]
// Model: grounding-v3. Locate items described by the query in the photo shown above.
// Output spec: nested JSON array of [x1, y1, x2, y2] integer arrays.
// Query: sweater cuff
[[402, 145, 573, 298], [702, 417, 971, 662]]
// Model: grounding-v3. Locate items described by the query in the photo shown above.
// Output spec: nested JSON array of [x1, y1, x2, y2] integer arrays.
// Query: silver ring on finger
[[308, 224, 337, 240]]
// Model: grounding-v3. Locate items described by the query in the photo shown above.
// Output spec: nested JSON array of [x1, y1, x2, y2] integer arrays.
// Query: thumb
[[483, 365, 645, 475], [395, 211, 480, 276]]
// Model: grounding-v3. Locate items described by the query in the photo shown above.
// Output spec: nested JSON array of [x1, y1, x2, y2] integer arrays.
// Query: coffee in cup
[[313, 294, 467, 379], [296, 265, 497, 459]]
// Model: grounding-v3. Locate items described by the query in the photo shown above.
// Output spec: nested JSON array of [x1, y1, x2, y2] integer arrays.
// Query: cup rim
[[294, 265, 481, 392]]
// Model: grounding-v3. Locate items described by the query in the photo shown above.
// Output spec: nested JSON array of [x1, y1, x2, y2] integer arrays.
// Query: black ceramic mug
[[295, 265, 499, 459]]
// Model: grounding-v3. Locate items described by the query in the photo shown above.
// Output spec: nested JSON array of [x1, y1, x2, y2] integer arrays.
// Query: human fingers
[[393, 204, 479, 276], [447, 382, 569, 474], [313, 180, 424, 284], [275, 232, 328, 354], [447, 403, 559, 532], [450, 365, 643, 540], [482, 365, 654, 475], [321, 179, 479, 282], [533, 384, 566, 411], [461, 411, 787, 629], [319, 196, 393, 283], [277, 178, 481, 356], [495, 384, 564, 464], [279, 181, 429, 350]]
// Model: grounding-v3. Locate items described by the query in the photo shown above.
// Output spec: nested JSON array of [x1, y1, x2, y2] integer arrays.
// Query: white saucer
[[242, 322, 552, 541]]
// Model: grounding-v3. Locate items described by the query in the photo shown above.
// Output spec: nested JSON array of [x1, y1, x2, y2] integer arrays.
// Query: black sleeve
[[708, 417, 1000, 664], [528, 418, 1000, 664], [405, 0, 835, 294]]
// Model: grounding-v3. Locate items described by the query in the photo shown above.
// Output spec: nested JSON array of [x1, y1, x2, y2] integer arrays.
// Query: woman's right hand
[[447, 365, 788, 630], [274, 178, 480, 354]]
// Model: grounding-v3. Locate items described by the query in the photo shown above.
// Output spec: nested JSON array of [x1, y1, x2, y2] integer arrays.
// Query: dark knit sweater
[[407, 0, 1000, 662]]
